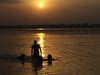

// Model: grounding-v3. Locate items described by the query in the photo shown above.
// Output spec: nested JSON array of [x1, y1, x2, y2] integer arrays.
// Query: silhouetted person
[[19, 54, 26, 60], [48, 54, 52, 65], [31, 40, 42, 59]]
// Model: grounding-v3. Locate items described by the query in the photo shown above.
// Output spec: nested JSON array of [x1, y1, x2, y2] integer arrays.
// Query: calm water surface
[[0, 28, 100, 75]]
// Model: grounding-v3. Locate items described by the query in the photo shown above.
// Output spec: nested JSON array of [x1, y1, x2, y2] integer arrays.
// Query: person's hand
[[41, 50, 42, 55]]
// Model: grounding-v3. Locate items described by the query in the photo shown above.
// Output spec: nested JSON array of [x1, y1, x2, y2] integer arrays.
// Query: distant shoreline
[[0, 24, 100, 29]]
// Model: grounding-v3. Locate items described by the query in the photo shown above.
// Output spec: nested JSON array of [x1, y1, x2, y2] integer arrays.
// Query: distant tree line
[[0, 23, 100, 29]]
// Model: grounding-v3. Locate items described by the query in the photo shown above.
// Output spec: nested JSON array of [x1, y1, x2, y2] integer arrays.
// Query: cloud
[[0, 0, 23, 4]]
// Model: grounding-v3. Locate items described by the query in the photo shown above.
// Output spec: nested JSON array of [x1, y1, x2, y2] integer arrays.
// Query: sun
[[39, 4, 43, 7]]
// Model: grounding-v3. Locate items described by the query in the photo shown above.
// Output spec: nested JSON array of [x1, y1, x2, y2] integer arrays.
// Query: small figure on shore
[[19, 54, 26, 60], [48, 54, 52, 64], [31, 40, 42, 59]]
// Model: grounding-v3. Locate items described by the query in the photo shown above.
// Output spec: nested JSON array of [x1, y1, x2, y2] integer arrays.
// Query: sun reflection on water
[[37, 33, 45, 57]]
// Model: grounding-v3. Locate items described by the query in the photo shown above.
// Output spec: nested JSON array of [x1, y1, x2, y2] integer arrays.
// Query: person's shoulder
[[32, 45, 34, 47], [37, 44, 40, 47]]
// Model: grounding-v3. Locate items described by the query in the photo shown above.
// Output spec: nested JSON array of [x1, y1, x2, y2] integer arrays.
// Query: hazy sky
[[0, 0, 100, 25]]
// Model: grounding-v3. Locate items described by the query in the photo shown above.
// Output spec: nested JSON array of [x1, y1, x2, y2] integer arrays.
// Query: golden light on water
[[37, 33, 44, 36], [37, 33, 45, 57], [38, 28, 44, 30]]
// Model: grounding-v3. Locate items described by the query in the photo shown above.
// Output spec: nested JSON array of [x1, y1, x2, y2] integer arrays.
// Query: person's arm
[[40, 47, 42, 56], [40, 47, 42, 53], [39, 45, 42, 55]]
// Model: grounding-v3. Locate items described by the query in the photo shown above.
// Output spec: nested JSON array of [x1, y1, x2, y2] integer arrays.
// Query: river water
[[0, 28, 100, 75]]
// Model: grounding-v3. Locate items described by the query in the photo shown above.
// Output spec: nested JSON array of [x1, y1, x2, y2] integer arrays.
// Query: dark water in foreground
[[0, 28, 100, 75]]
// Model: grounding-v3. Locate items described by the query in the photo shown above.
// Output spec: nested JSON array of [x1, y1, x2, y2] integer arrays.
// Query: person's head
[[48, 54, 52, 60], [34, 40, 37, 44], [19, 54, 25, 60]]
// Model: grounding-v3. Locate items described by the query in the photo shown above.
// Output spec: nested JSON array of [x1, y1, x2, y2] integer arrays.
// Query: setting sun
[[39, 4, 43, 7]]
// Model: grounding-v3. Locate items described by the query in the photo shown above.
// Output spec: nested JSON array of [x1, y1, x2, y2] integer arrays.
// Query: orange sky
[[0, 0, 100, 25]]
